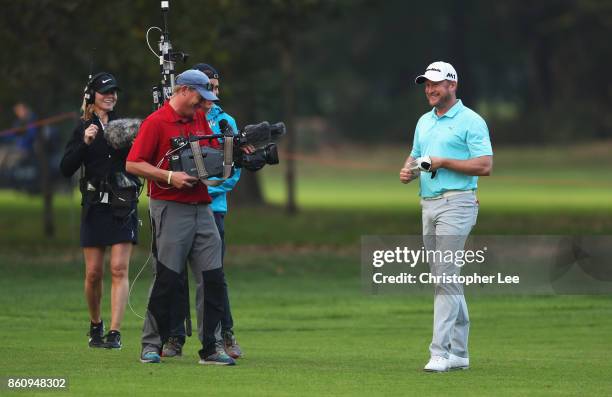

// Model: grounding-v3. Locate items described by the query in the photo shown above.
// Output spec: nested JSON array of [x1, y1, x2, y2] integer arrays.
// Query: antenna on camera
[[88, 47, 96, 81], [159, 1, 173, 100]]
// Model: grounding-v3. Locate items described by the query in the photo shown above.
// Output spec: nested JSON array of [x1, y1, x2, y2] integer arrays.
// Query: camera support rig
[[168, 122, 235, 186], [145, 0, 285, 177], [151, 0, 189, 110]]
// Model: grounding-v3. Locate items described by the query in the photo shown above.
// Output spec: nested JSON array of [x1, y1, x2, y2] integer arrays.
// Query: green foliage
[[1, 1, 610, 143]]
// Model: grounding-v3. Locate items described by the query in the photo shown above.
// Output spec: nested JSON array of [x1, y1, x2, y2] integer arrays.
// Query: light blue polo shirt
[[410, 100, 492, 198]]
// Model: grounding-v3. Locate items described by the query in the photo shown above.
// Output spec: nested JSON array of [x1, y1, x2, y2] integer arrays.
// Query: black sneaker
[[88, 320, 105, 348], [104, 330, 122, 349]]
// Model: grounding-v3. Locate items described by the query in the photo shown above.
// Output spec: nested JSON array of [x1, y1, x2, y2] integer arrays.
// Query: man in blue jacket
[[163, 63, 243, 359]]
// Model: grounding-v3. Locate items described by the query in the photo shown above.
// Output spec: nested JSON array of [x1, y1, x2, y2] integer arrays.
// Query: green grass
[[1, 251, 611, 396], [261, 142, 612, 212], [3, 142, 612, 248], [1, 143, 612, 395], [2, 194, 612, 250]]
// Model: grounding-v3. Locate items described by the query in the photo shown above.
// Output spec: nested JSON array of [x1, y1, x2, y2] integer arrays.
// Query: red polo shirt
[[127, 102, 219, 203]]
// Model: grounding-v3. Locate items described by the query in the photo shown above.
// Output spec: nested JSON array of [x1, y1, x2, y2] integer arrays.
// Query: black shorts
[[80, 203, 138, 247]]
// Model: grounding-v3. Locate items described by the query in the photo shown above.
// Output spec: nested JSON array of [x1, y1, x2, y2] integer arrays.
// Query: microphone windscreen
[[219, 119, 232, 135], [105, 118, 142, 149], [242, 121, 271, 148], [269, 122, 286, 139]]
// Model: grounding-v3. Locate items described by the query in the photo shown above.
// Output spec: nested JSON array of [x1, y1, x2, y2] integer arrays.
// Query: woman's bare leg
[[109, 242, 132, 331], [83, 247, 106, 323]]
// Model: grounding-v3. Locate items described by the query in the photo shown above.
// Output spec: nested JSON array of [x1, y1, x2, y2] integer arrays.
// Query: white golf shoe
[[448, 354, 469, 370], [423, 355, 449, 372]]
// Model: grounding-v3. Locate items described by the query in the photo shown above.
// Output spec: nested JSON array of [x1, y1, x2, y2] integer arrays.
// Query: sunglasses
[[202, 82, 215, 91]]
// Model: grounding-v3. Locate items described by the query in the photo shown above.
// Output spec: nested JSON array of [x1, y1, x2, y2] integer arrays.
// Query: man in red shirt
[[127, 69, 235, 365]]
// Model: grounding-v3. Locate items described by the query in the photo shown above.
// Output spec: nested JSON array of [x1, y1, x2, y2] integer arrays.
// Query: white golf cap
[[415, 61, 458, 84]]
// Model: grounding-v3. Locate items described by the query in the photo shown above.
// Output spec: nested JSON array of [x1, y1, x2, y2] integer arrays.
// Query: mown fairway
[[1, 143, 611, 396]]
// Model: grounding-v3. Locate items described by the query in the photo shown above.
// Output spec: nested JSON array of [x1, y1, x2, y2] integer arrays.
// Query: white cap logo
[[415, 61, 458, 84]]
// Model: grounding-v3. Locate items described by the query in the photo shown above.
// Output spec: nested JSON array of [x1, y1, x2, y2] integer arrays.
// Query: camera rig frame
[[148, 1, 189, 111], [167, 125, 235, 187]]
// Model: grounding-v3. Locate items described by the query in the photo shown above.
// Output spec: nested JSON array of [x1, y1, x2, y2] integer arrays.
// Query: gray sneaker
[[199, 348, 236, 366], [140, 350, 161, 364], [162, 337, 183, 357], [223, 330, 242, 359]]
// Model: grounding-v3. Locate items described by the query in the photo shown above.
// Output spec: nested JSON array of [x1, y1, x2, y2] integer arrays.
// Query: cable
[[127, 250, 150, 320], [145, 26, 162, 59], [153, 143, 188, 190], [127, 203, 154, 321], [127, 146, 184, 319]]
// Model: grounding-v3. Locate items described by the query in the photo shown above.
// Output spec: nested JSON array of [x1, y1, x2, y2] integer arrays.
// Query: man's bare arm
[[126, 160, 197, 189], [399, 156, 418, 184], [430, 155, 492, 176]]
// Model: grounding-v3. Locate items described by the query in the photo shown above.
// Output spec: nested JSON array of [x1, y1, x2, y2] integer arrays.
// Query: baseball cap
[[91, 73, 121, 93], [175, 69, 218, 101], [415, 61, 458, 84], [192, 63, 220, 80]]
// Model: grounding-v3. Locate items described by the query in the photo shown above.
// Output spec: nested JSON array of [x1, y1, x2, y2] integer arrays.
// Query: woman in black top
[[60, 72, 138, 349]]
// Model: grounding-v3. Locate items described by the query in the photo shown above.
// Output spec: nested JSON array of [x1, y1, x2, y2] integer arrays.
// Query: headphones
[[83, 72, 112, 105]]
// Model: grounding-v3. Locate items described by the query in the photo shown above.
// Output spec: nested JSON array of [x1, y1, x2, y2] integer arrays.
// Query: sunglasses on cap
[[185, 82, 214, 92]]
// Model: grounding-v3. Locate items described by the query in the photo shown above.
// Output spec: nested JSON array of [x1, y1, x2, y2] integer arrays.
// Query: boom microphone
[[104, 118, 142, 149], [270, 122, 286, 139], [239, 121, 285, 149], [219, 119, 231, 135]]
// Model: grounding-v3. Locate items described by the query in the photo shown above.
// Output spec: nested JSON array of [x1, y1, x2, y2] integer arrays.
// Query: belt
[[422, 190, 474, 201]]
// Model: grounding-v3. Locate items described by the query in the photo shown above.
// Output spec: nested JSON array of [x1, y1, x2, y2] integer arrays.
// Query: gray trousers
[[421, 192, 478, 359], [141, 199, 224, 356], [169, 212, 233, 343]]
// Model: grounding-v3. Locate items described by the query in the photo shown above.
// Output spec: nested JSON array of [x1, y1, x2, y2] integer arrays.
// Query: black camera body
[[234, 143, 279, 171], [167, 120, 286, 180], [168, 136, 226, 178], [231, 121, 285, 172]]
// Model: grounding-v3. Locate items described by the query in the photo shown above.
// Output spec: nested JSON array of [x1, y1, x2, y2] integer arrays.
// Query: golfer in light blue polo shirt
[[410, 98, 492, 198], [399, 61, 493, 372]]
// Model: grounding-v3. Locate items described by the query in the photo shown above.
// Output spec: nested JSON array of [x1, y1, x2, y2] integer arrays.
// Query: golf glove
[[414, 156, 433, 172]]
